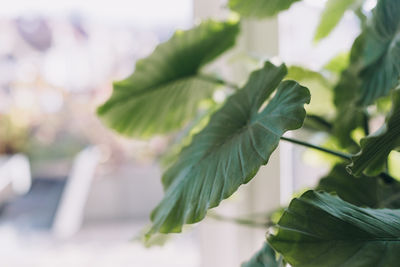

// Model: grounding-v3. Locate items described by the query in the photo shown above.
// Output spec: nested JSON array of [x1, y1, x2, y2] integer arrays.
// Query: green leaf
[[97, 20, 240, 138], [314, 0, 358, 42], [147, 62, 310, 236], [268, 190, 400, 267], [317, 164, 400, 208], [242, 243, 284, 267], [228, 0, 301, 18], [160, 101, 220, 169], [333, 107, 364, 150], [348, 89, 400, 176], [357, 0, 400, 106]]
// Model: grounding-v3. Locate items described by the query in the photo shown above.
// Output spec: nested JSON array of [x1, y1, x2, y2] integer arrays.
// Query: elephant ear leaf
[[269, 190, 400, 267], [242, 242, 284, 267], [228, 0, 301, 18], [147, 62, 310, 237], [97, 20, 240, 138], [348, 89, 400, 176], [357, 0, 400, 106]]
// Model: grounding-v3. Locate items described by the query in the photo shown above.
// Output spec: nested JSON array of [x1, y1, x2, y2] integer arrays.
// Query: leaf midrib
[[190, 112, 282, 169], [167, 108, 284, 198]]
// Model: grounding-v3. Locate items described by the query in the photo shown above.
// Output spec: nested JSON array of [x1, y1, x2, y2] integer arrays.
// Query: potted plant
[[97, 0, 400, 266]]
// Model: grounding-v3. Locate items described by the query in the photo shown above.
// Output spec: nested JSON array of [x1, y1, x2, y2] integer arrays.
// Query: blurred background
[[0, 0, 360, 266]]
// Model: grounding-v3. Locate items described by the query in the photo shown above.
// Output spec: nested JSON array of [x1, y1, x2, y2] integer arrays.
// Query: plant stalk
[[280, 136, 351, 160], [208, 212, 273, 229], [280, 136, 397, 183]]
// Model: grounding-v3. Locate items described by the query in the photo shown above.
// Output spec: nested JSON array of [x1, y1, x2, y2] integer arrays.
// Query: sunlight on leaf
[[97, 20, 240, 138], [323, 52, 350, 74], [388, 151, 400, 178]]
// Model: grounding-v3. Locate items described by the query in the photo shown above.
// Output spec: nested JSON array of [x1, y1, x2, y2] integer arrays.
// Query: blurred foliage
[[314, 0, 359, 42], [323, 52, 350, 74], [228, 0, 301, 18], [0, 114, 29, 155], [286, 66, 334, 116]]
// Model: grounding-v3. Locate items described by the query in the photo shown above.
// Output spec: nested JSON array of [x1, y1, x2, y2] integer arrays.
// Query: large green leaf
[[242, 243, 284, 267], [228, 0, 301, 18], [147, 62, 310, 236], [97, 20, 239, 138], [268, 190, 400, 267], [317, 164, 400, 208], [357, 0, 400, 106], [348, 89, 400, 176], [314, 0, 358, 42]]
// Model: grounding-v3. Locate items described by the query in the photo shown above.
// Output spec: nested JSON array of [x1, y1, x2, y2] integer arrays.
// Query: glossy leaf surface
[[269, 190, 400, 267]]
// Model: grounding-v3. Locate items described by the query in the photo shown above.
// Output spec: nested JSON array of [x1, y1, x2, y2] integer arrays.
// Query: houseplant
[[98, 0, 400, 265]]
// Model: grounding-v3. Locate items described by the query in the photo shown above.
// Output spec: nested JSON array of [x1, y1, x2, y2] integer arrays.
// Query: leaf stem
[[280, 136, 397, 183], [197, 74, 240, 90], [280, 136, 351, 160], [208, 213, 273, 229]]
